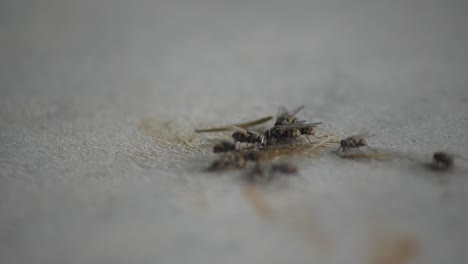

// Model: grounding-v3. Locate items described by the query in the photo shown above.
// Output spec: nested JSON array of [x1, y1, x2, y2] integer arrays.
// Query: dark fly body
[[267, 122, 322, 145], [213, 141, 240, 153], [432, 151, 454, 170], [207, 151, 261, 171], [246, 162, 298, 183], [270, 163, 298, 174], [335, 133, 375, 153], [231, 126, 266, 146]]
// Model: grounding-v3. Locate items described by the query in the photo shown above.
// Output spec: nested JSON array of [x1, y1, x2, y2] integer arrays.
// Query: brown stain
[[134, 117, 204, 169], [139, 117, 197, 148], [242, 185, 276, 221], [285, 210, 334, 257], [340, 152, 398, 161], [300, 221, 333, 256], [192, 191, 208, 210], [262, 133, 340, 161], [242, 186, 335, 256], [139, 118, 342, 171], [368, 232, 419, 264], [204, 133, 340, 172]]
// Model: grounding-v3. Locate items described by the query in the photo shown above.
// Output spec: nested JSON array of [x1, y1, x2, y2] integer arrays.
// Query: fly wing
[[288, 105, 305, 117], [230, 126, 249, 135], [276, 106, 290, 120], [194, 116, 273, 133], [293, 120, 307, 124], [276, 105, 305, 125], [274, 122, 322, 129], [302, 122, 322, 127], [353, 131, 375, 139], [277, 105, 305, 118], [232, 116, 272, 128]]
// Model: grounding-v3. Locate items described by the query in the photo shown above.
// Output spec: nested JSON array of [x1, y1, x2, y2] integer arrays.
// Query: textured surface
[[1, 1, 468, 263]]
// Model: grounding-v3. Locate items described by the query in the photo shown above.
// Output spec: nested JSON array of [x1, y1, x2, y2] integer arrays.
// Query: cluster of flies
[[230, 104, 321, 147], [197, 105, 390, 182], [196, 105, 457, 182]]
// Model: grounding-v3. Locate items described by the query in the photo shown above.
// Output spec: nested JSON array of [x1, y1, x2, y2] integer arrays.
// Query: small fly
[[206, 151, 261, 171], [212, 141, 241, 153], [335, 132, 376, 153], [266, 122, 322, 145], [231, 126, 267, 147], [432, 151, 454, 170]]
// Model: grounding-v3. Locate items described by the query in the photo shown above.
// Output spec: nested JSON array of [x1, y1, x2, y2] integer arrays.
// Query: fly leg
[[286, 138, 296, 149], [364, 144, 377, 152], [334, 146, 343, 153]]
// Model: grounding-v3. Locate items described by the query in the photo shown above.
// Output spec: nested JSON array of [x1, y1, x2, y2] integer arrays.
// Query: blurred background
[[1, 0, 468, 263]]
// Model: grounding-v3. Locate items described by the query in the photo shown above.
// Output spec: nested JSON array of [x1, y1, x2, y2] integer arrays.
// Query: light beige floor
[[1, 1, 468, 263]]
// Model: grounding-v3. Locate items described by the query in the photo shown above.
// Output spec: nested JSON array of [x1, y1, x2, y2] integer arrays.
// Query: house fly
[[206, 151, 261, 171], [432, 151, 454, 170], [213, 141, 241, 153], [266, 122, 322, 145], [231, 126, 267, 147], [335, 133, 376, 153]]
